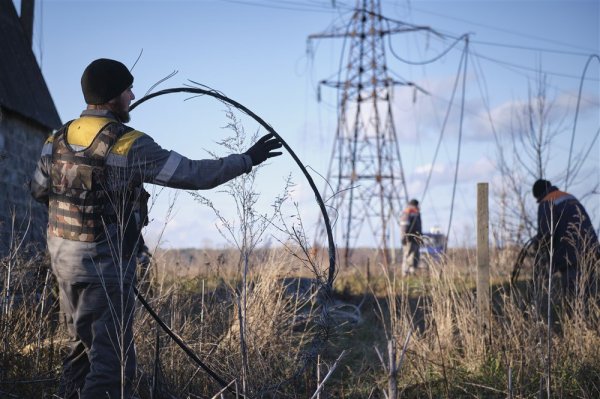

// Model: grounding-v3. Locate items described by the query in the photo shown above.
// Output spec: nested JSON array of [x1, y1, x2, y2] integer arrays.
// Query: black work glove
[[244, 133, 283, 166]]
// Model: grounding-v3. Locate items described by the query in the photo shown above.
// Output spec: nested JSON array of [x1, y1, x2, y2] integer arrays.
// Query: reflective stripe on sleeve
[[33, 167, 47, 186], [155, 151, 183, 185], [41, 142, 53, 156]]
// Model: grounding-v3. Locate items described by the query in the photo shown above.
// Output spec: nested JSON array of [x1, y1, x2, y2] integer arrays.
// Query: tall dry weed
[[376, 238, 600, 398]]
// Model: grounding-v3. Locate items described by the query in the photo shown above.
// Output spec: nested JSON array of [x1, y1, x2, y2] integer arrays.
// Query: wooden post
[[477, 183, 490, 333]]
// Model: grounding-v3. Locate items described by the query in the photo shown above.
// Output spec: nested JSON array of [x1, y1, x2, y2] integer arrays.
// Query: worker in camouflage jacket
[[401, 199, 422, 276], [30, 58, 283, 398], [531, 179, 599, 294]]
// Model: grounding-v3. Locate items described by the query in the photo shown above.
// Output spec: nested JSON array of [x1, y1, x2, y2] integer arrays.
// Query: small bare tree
[[493, 72, 568, 246]]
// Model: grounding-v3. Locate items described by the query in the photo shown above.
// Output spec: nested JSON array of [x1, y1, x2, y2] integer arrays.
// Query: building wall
[[0, 107, 50, 256]]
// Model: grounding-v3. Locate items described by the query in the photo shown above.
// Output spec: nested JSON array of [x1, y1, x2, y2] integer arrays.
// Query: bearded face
[[112, 99, 130, 123], [109, 87, 134, 123]]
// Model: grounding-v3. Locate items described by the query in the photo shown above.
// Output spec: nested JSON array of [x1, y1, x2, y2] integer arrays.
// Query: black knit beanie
[[81, 59, 133, 105], [532, 179, 552, 202]]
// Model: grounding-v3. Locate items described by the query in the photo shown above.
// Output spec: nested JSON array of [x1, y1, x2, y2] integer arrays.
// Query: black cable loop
[[132, 286, 235, 394], [511, 237, 536, 286], [129, 86, 337, 394], [130, 86, 336, 286]]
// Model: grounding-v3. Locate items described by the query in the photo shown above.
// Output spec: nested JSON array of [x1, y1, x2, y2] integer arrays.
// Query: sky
[[13, 0, 600, 250]]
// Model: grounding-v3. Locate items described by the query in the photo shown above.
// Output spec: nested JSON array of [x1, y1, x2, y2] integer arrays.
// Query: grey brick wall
[[0, 107, 51, 256]]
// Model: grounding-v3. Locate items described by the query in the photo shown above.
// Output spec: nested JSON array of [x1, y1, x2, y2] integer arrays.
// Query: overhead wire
[[398, 5, 447, 226], [360, 7, 445, 38], [368, 4, 599, 59], [469, 50, 600, 83], [570, 126, 600, 188], [384, 15, 600, 84], [420, 37, 468, 205], [387, 24, 467, 66], [468, 39, 595, 58], [433, 44, 600, 111], [378, 6, 600, 93], [393, 2, 598, 54], [384, 9, 465, 220], [390, 69, 583, 146], [445, 37, 469, 251], [220, 0, 351, 13], [565, 54, 600, 191]]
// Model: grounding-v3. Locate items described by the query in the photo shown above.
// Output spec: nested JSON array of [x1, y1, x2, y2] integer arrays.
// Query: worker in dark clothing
[[30, 58, 283, 399], [401, 199, 422, 276], [531, 179, 599, 294]]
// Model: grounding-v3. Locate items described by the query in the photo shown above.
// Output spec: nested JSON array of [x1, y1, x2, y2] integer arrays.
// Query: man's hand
[[244, 133, 283, 166]]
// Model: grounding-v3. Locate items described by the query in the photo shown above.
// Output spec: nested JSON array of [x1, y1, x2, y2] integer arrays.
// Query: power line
[[375, 10, 600, 84], [470, 50, 600, 83], [565, 54, 600, 191], [374, 3, 598, 58], [227, 0, 598, 81], [395, 2, 598, 54], [220, 0, 346, 13], [469, 39, 595, 57], [445, 38, 469, 251], [420, 37, 468, 204], [387, 19, 467, 65]]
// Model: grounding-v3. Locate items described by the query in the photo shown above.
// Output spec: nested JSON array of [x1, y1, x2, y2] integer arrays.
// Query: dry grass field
[[1, 242, 599, 398]]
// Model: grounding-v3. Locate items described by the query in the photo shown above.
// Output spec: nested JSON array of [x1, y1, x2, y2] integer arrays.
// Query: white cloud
[[555, 89, 600, 110], [407, 155, 497, 194]]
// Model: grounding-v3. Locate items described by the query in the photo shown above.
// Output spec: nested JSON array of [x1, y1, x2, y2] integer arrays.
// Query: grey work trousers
[[57, 280, 136, 399], [402, 240, 421, 276]]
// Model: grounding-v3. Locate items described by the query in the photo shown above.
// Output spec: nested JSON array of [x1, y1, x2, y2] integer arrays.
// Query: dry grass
[[1, 242, 599, 398]]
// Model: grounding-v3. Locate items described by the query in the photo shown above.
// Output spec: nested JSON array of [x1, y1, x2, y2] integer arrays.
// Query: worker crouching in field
[[401, 199, 423, 276], [30, 58, 283, 398], [531, 179, 600, 296]]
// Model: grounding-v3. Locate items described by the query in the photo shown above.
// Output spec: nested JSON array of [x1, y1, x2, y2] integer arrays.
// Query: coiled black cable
[[130, 86, 336, 285], [130, 86, 337, 395]]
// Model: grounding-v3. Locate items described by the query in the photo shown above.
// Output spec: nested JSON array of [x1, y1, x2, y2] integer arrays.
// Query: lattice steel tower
[[311, 0, 422, 266]]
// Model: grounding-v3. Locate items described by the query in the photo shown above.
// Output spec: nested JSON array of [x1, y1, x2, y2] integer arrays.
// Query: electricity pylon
[[310, 0, 427, 266]]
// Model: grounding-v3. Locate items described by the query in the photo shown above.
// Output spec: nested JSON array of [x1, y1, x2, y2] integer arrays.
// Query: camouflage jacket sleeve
[[30, 139, 52, 204]]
